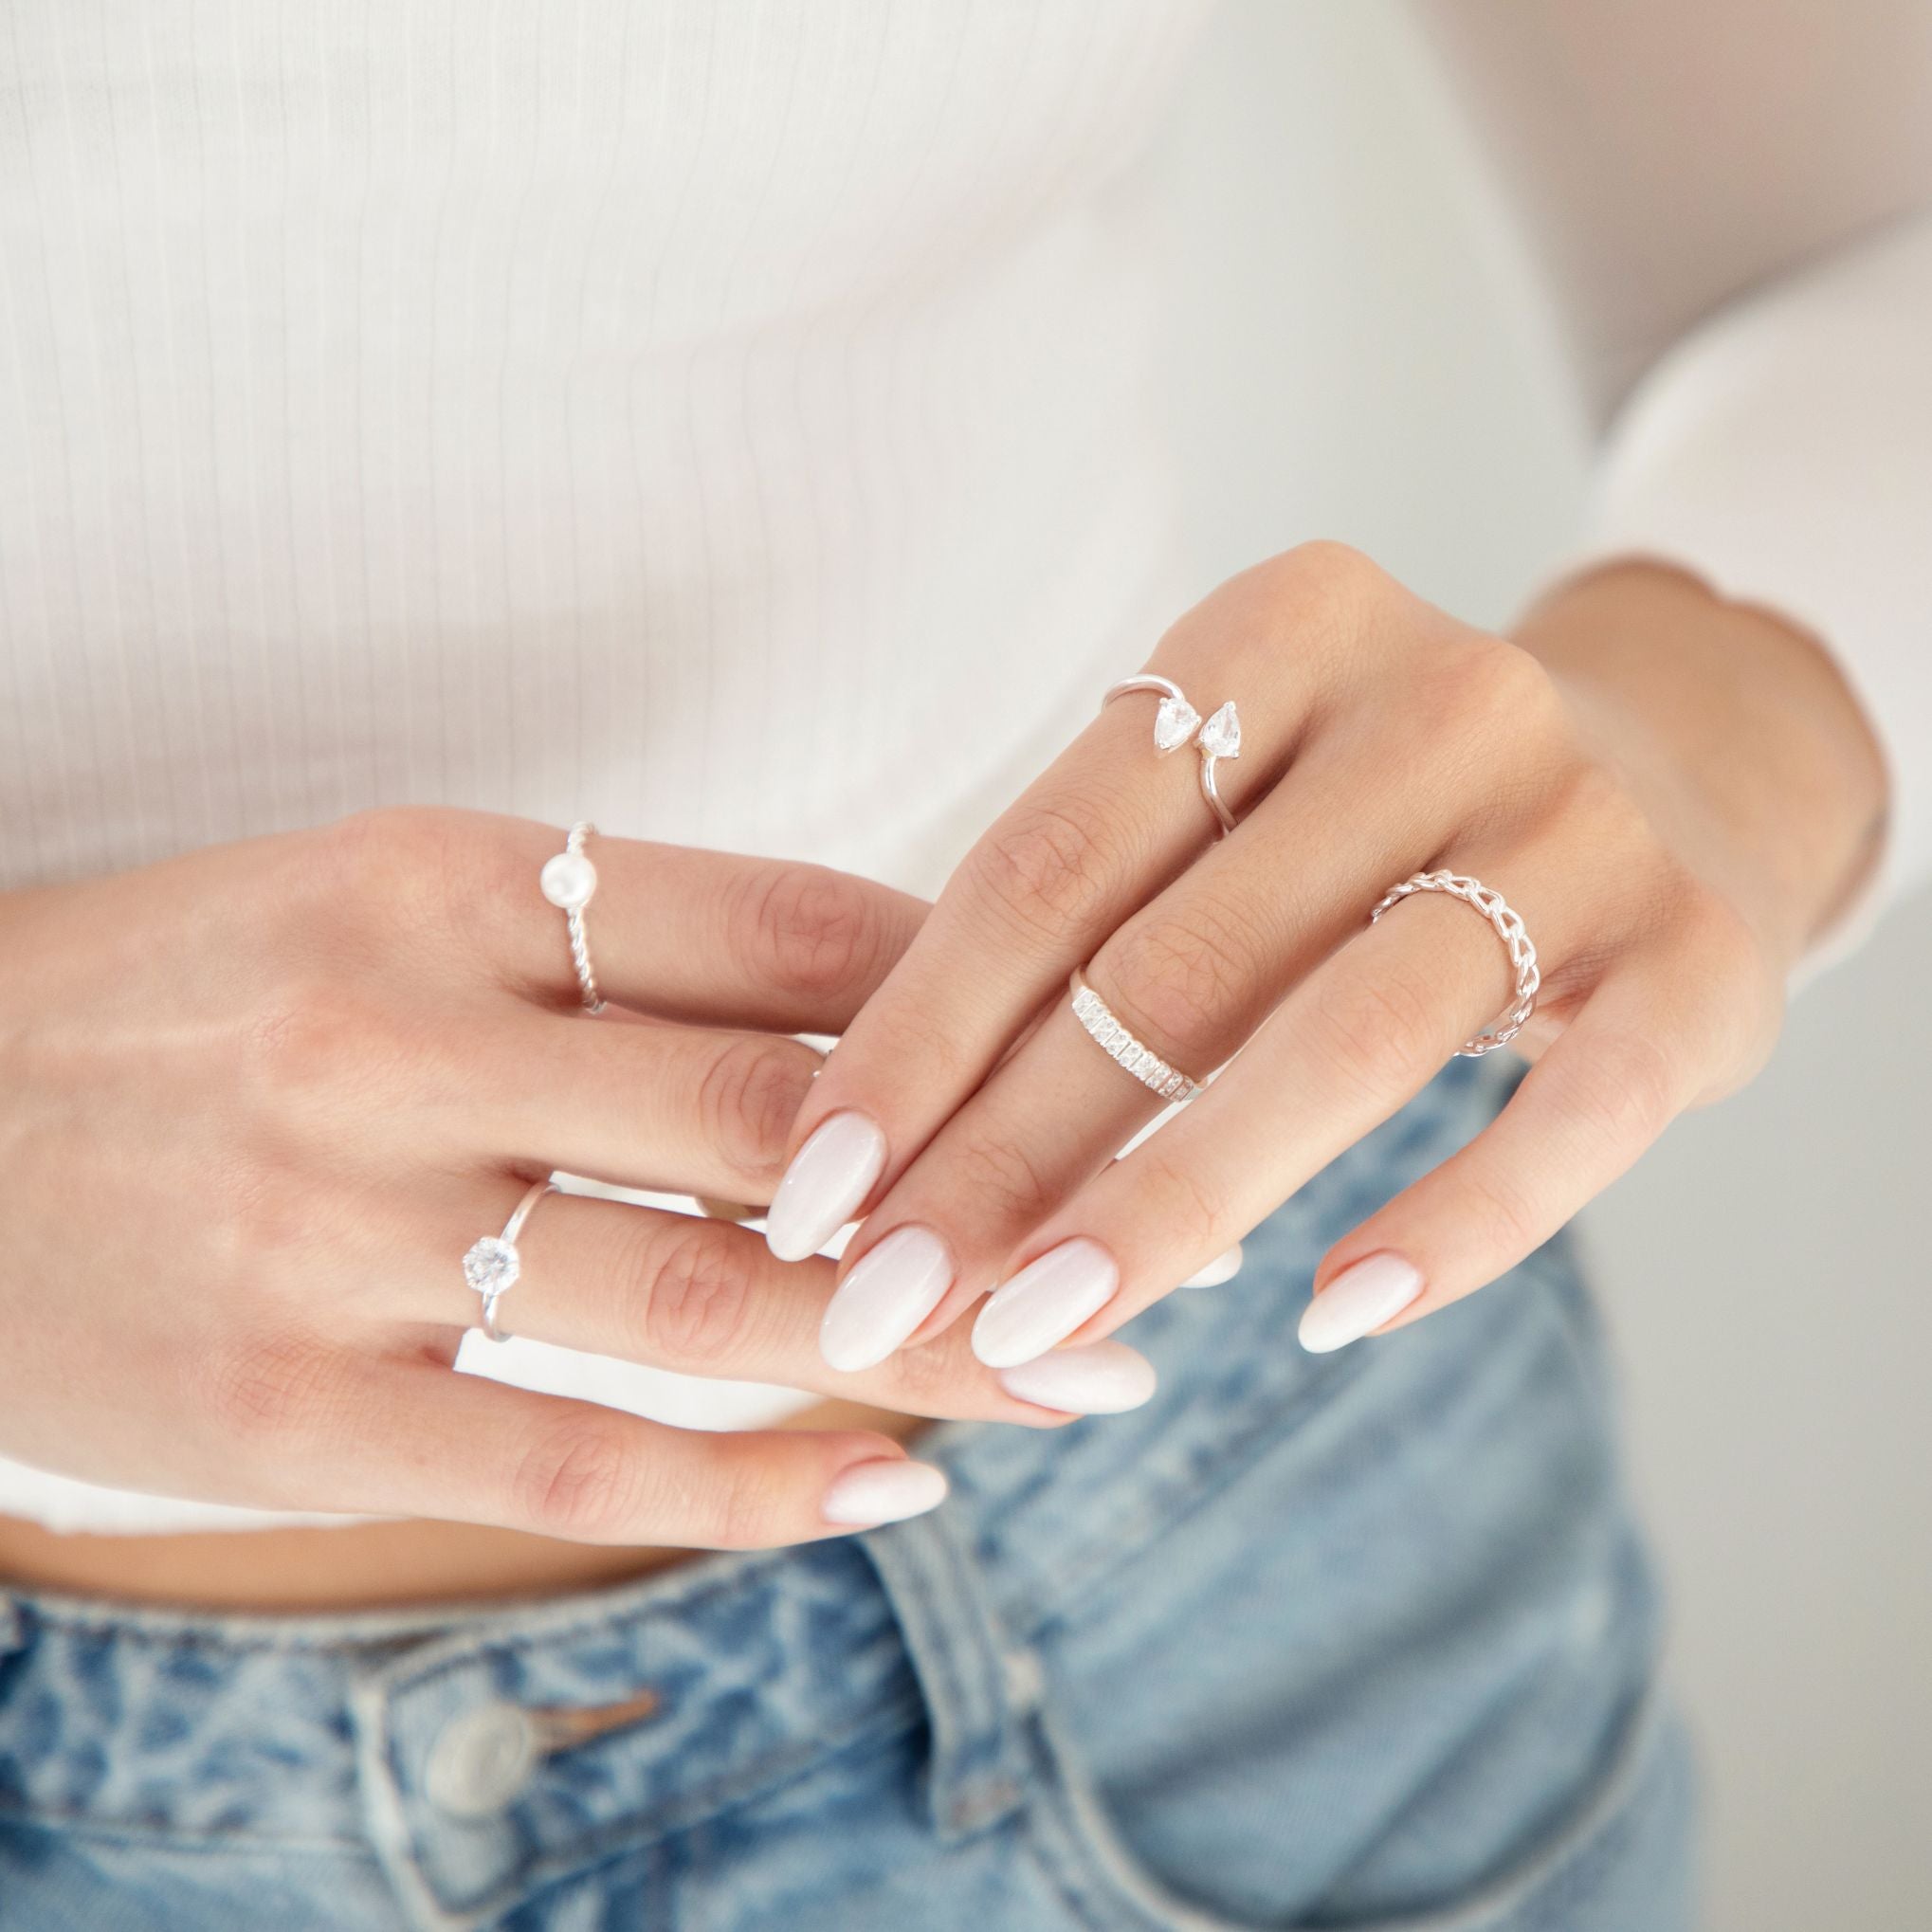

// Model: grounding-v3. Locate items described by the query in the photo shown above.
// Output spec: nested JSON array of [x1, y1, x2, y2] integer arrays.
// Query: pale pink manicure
[[820, 1225, 955, 1372], [972, 1238, 1120, 1369], [1298, 1253, 1424, 1353], [997, 1341, 1157, 1414], [765, 1111, 887, 1263], [820, 1458, 949, 1527]]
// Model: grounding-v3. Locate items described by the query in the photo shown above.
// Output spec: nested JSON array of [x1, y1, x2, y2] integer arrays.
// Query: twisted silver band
[[1369, 870, 1540, 1056], [462, 1179, 556, 1342], [540, 820, 607, 1013], [1103, 675, 1241, 838], [1069, 967, 1202, 1103]]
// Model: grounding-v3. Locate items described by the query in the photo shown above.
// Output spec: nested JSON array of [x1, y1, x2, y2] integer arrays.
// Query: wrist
[[1514, 561, 1887, 964]]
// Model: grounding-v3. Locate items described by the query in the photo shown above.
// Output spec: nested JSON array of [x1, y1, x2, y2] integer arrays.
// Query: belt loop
[[860, 1506, 1038, 1846]]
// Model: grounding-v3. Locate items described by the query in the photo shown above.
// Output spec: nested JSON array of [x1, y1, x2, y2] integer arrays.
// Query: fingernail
[[1298, 1253, 1424, 1354], [1179, 1243, 1244, 1289], [765, 1111, 887, 1263], [973, 1237, 1120, 1369], [997, 1340, 1157, 1414], [820, 1458, 950, 1527], [820, 1225, 955, 1372]]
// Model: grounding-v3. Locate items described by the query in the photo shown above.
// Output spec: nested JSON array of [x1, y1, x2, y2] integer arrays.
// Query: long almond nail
[[972, 1238, 1119, 1368], [1298, 1253, 1424, 1353], [820, 1458, 949, 1527], [997, 1340, 1156, 1414], [765, 1111, 886, 1263], [820, 1226, 955, 1372]]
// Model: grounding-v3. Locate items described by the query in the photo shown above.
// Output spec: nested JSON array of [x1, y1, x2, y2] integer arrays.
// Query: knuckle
[[697, 1035, 816, 1184], [239, 982, 414, 1106], [203, 1333, 349, 1448], [950, 1132, 1058, 1231], [969, 797, 1122, 941], [1136, 1147, 1234, 1248], [1564, 1028, 1682, 1148], [733, 863, 889, 1005], [515, 1417, 644, 1541], [1306, 960, 1449, 1103], [1107, 904, 1267, 1062], [699, 1449, 785, 1551], [630, 1221, 757, 1368], [1459, 1160, 1545, 1259], [880, 1335, 969, 1414]]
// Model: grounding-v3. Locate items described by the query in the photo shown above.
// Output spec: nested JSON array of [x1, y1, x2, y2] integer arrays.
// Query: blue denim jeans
[[0, 1059, 1694, 1930]]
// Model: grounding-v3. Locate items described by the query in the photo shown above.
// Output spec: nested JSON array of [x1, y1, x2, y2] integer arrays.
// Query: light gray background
[[1141, 6, 1932, 1928]]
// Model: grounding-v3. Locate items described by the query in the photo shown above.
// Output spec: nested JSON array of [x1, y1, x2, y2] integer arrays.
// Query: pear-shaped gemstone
[[1153, 694, 1200, 753], [1198, 701, 1241, 759]]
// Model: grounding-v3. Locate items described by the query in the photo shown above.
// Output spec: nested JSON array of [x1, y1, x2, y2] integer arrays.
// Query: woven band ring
[[1368, 870, 1540, 1056]]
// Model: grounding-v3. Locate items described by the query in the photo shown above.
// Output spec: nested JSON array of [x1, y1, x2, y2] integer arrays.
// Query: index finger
[[455, 814, 930, 1031], [763, 620, 1311, 1262]]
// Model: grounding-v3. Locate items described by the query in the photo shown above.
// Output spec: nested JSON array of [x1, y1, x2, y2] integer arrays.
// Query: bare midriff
[[0, 1397, 929, 1613]]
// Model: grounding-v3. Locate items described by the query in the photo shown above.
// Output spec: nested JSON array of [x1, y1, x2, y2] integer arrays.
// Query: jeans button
[[425, 1702, 540, 1819]]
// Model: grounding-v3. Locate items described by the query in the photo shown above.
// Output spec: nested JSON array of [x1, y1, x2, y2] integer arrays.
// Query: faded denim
[[0, 1058, 1694, 1930]]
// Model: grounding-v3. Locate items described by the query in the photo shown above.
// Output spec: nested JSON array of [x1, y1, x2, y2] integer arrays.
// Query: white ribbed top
[[3, 1, 1928, 1533]]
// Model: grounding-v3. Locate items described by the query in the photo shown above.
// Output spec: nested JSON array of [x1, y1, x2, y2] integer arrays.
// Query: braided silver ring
[[1103, 675, 1242, 837], [539, 820, 607, 1013], [462, 1179, 556, 1342], [1069, 966, 1202, 1103], [1369, 870, 1540, 1056]]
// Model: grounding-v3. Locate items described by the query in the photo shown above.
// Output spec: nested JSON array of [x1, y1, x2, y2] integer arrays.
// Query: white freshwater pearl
[[539, 850, 597, 912]]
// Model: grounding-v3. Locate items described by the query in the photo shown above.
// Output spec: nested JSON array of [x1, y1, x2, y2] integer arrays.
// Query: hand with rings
[[775, 543, 1885, 1371], [0, 810, 1159, 1547]]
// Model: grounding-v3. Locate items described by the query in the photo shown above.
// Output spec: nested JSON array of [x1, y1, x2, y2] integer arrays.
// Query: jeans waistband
[[0, 1058, 1522, 1928]]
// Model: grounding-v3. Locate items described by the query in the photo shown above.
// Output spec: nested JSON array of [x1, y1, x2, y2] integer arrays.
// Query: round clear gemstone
[[463, 1236, 520, 1299]]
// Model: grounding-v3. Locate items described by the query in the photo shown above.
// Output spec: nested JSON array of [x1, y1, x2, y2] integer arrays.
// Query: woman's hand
[[773, 546, 1886, 1370], [0, 811, 1147, 1547]]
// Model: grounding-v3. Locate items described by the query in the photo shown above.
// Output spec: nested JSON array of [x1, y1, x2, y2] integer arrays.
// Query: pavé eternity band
[[539, 820, 607, 1012], [1069, 966, 1202, 1103], [462, 1178, 557, 1341], [1368, 870, 1540, 1056], [1103, 675, 1242, 837]]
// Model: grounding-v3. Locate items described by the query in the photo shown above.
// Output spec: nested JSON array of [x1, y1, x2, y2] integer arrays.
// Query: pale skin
[[0, 550, 1886, 1609]]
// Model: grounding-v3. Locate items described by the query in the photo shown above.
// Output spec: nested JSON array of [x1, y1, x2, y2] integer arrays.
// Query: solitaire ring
[[463, 1179, 556, 1342], [1103, 675, 1241, 837], [540, 821, 606, 1013], [1369, 870, 1540, 1055]]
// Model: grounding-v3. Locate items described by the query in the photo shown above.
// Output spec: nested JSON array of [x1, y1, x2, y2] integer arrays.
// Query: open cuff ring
[[1369, 870, 1540, 1055], [1103, 675, 1241, 837], [540, 820, 607, 1013], [463, 1179, 557, 1341]]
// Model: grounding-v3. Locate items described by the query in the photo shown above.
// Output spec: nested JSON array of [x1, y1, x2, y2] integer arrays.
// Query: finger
[[960, 866, 1575, 1365], [452, 1010, 825, 1204], [821, 723, 1454, 1350], [1300, 978, 1697, 1351], [461, 816, 928, 1031], [298, 1358, 950, 1546], [761, 589, 1341, 1261], [417, 1186, 1157, 1426]]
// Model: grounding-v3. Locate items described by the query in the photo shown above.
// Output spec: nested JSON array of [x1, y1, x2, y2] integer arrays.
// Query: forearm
[[1515, 561, 1887, 964]]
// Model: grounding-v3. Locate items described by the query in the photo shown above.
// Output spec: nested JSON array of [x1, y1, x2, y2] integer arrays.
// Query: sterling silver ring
[[1103, 675, 1242, 837], [540, 820, 606, 1013], [1069, 966, 1202, 1103], [463, 1179, 556, 1341], [1369, 870, 1540, 1055]]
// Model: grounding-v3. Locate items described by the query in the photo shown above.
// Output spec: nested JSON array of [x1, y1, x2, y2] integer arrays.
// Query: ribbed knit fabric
[[0, 0, 1206, 902], [0, 0, 1211, 1531]]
